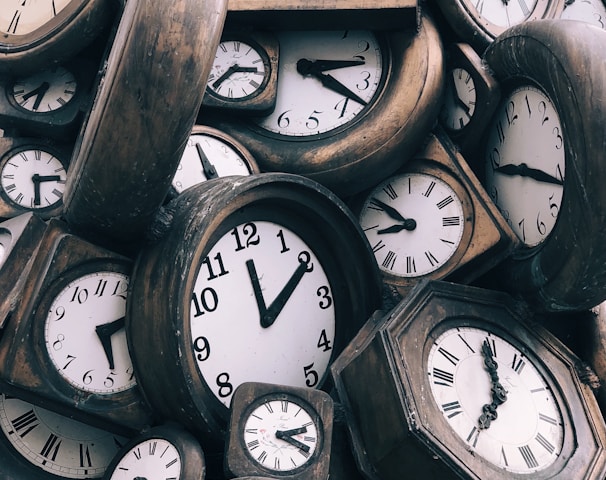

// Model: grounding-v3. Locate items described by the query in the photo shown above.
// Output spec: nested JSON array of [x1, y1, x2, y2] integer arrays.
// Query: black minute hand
[[95, 316, 126, 370], [298, 58, 365, 73], [494, 163, 564, 186]]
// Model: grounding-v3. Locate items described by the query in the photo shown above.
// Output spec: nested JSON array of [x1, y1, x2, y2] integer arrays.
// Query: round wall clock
[[480, 19, 606, 312], [433, 0, 564, 53], [205, 12, 445, 197], [0, 0, 115, 75], [127, 173, 381, 449], [331, 280, 606, 480]]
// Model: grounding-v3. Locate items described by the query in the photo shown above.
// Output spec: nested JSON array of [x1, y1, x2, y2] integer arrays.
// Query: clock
[[62, 0, 228, 248], [102, 423, 206, 480], [0, 391, 128, 479], [126, 173, 381, 449], [0, 136, 70, 220], [438, 42, 500, 155], [205, 12, 445, 197], [224, 382, 334, 480], [0, 0, 115, 76], [354, 130, 518, 294], [433, 0, 565, 53], [202, 30, 279, 115], [331, 280, 606, 480], [0, 57, 97, 140], [169, 124, 260, 198], [560, 0, 606, 27], [480, 19, 606, 312], [0, 218, 153, 434], [0, 212, 47, 330]]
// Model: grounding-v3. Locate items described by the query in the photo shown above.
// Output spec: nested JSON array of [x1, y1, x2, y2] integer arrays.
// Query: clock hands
[[212, 64, 258, 90], [478, 339, 508, 430], [31, 173, 62, 206], [448, 72, 472, 116], [494, 163, 564, 186], [275, 426, 311, 453], [370, 197, 417, 233], [195, 142, 218, 179], [95, 316, 126, 370], [19, 81, 50, 111], [247, 255, 310, 328], [296, 58, 368, 106]]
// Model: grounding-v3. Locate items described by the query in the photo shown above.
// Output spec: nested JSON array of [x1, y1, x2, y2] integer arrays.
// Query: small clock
[[203, 31, 279, 115], [0, 136, 70, 220], [0, 391, 129, 479], [0, 218, 153, 434], [354, 130, 518, 294], [0, 58, 97, 140], [205, 12, 445, 197], [0, 213, 47, 330], [434, 0, 565, 53], [62, 0, 228, 247], [224, 382, 333, 479], [127, 173, 381, 449], [0, 0, 115, 75], [438, 42, 500, 155], [331, 280, 606, 480], [480, 19, 606, 312], [169, 124, 260, 198], [103, 423, 206, 480]]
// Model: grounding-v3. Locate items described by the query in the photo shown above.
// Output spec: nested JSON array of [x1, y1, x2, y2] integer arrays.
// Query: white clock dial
[[190, 220, 336, 407], [12, 65, 77, 113], [440, 67, 477, 132], [0, 231, 11, 269], [107, 438, 182, 479], [1, 0, 72, 35], [172, 132, 253, 194], [560, 0, 606, 28], [243, 397, 318, 472], [484, 85, 565, 247], [207, 40, 267, 100], [428, 326, 564, 474], [0, 148, 67, 211], [44, 271, 136, 394], [471, 0, 540, 28], [253, 30, 383, 137], [0, 394, 126, 479], [359, 172, 466, 277]]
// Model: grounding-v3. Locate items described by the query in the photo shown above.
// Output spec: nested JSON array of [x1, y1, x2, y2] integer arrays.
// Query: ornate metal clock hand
[[494, 163, 564, 185], [95, 316, 126, 370], [296, 59, 368, 106], [246, 255, 310, 328], [478, 339, 508, 429], [275, 426, 311, 452], [195, 142, 218, 179], [32, 173, 62, 206]]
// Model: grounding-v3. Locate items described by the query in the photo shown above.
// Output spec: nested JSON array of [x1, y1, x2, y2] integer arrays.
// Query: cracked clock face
[[427, 325, 564, 474]]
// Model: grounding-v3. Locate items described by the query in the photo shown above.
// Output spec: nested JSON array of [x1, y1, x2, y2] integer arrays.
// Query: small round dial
[[11, 65, 77, 113], [427, 325, 564, 474], [359, 172, 467, 278], [207, 39, 268, 100], [1, 0, 72, 35], [253, 30, 383, 137], [0, 394, 126, 479], [440, 67, 477, 132], [243, 396, 319, 472], [483, 85, 565, 247], [106, 437, 182, 479], [0, 147, 67, 212], [44, 270, 136, 394]]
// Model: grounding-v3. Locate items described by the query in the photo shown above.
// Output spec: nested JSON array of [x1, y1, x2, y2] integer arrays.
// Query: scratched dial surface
[[427, 326, 564, 474], [190, 220, 335, 407]]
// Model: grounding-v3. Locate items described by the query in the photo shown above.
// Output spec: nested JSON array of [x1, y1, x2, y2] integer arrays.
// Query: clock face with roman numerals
[[427, 325, 564, 474], [0, 394, 126, 479], [359, 171, 467, 279], [106, 437, 182, 479]]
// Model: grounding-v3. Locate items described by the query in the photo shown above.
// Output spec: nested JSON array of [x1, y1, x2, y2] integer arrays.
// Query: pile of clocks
[[1, 0, 606, 479]]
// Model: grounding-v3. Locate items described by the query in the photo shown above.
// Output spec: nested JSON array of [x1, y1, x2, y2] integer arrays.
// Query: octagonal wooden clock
[[332, 280, 606, 480]]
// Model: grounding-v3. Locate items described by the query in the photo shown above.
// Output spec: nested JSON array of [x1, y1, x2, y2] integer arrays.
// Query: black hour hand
[[95, 316, 126, 370], [275, 427, 310, 453], [494, 163, 564, 186]]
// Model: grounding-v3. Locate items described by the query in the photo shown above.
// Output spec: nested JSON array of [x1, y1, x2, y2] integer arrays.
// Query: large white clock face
[[468, 0, 540, 28], [107, 438, 182, 479], [243, 396, 319, 472], [0, 394, 126, 479], [427, 326, 564, 474], [44, 271, 136, 394], [253, 30, 383, 137], [483, 85, 565, 247], [1, 0, 72, 35], [359, 172, 466, 278], [190, 220, 336, 407]]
